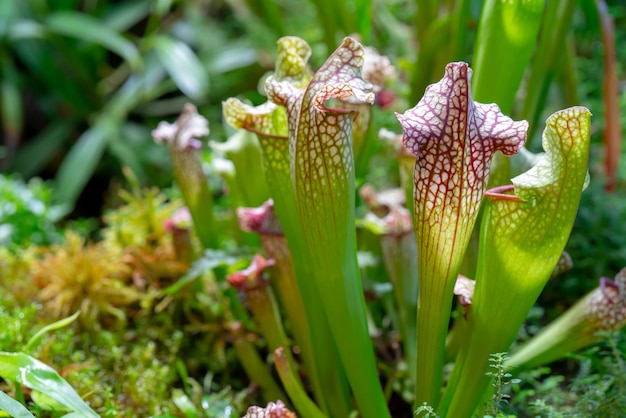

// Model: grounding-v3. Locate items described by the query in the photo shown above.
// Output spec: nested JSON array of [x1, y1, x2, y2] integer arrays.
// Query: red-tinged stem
[[597, 0, 622, 191], [484, 184, 523, 202]]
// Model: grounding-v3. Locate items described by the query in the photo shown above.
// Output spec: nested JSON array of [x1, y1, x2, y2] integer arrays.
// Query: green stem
[[355, 0, 372, 43], [440, 108, 591, 417], [210, 130, 271, 207], [335, 0, 357, 36], [414, 0, 437, 44], [170, 147, 217, 249], [223, 93, 353, 416], [288, 39, 389, 417], [558, 33, 579, 108], [261, 233, 325, 412], [380, 220, 418, 384], [244, 283, 304, 391], [245, 0, 287, 37], [414, 276, 456, 411], [505, 303, 592, 371], [230, 323, 288, 404], [274, 347, 327, 418]]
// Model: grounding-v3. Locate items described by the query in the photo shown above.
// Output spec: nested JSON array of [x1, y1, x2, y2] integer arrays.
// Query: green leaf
[[53, 116, 119, 208], [164, 250, 242, 295], [0, 390, 35, 418], [31, 390, 70, 412], [273, 348, 325, 418], [5, 19, 46, 40], [439, 107, 591, 417], [53, 57, 167, 208], [108, 126, 149, 183], [45, 11, 140, 69], [152, 35, 209, 101], [13, 38, 96, 113], [0, 352, 98, 418], [521, 0, 579, 144], [10, 121, 74, 178], [1, 65, 23, 140], [102, 0, 152, 32], [172, 389, 199, 418], [24, 311, 80, 353], [471, 0, 544, 113]]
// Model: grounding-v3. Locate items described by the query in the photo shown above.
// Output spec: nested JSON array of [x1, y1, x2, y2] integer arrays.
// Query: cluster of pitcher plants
[[154, 35, 620, 417], [1, 6, 624, 417]]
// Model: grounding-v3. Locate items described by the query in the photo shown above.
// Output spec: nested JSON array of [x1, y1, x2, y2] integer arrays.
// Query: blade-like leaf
[[102, 0, 152, 32], [45, 11, 140, 69], [471, 0, 544, 113], [0, 352, 98, 418], [53, 116, 118, 208], [31, 390, 71, 412], [152, 35, 209, 101], [0, 391, 35, 418], [54, 57, 167, 208], [522, 0, 579, 144], [10, 121, 74, 178]]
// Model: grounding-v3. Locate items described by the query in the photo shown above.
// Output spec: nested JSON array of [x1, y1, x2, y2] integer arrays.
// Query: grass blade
[[24, 311, 80, 353]]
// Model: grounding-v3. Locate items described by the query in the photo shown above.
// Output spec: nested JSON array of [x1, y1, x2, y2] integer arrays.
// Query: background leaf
[[53, 116, 119, 208], [152, 35, 209, 101], [0, 352, 98, 418], [45, 11, 140, 68], [0, 390, 35, 418]]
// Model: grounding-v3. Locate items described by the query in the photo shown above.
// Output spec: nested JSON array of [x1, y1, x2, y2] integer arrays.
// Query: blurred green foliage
[[0, 174, 63, 247], [0, 0, 265, 211], [0, 0, 623, 214]]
